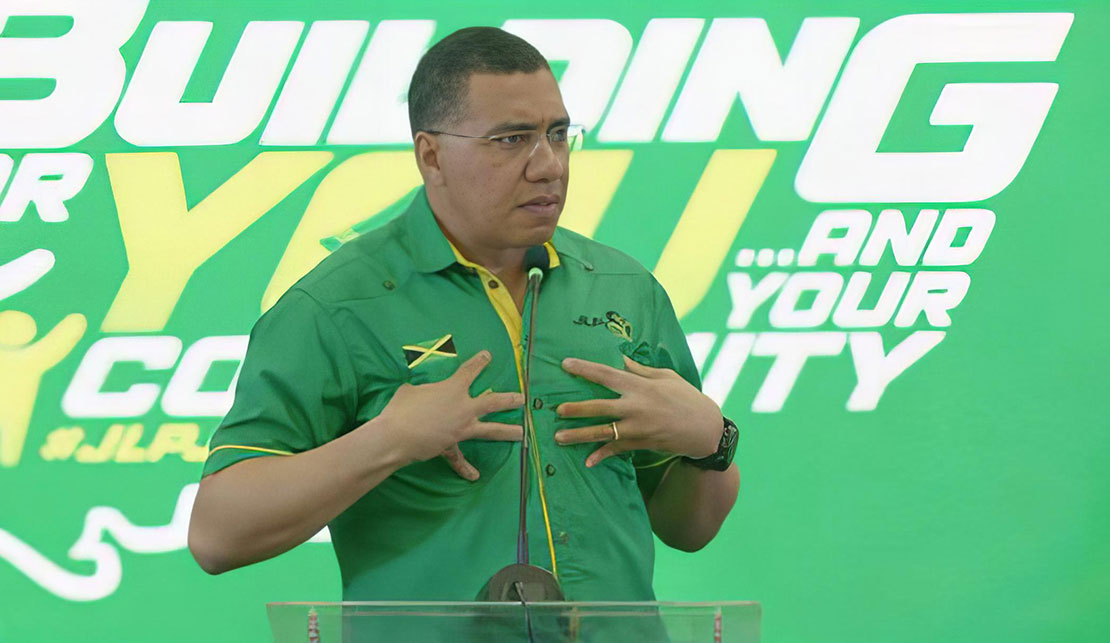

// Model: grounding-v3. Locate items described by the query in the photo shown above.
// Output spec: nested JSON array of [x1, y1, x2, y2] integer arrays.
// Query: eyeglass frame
[[418, 123, 586, 160]]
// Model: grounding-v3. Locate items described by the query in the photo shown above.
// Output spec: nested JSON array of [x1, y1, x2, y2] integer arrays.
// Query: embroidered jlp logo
[[573, 311, 633, 341]]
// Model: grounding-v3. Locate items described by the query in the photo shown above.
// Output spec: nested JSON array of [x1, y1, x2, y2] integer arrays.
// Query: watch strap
[[682, 416, 737, 471]]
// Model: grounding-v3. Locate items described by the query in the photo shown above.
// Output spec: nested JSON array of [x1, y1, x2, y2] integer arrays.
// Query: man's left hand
[[553, 355, 723, 468]]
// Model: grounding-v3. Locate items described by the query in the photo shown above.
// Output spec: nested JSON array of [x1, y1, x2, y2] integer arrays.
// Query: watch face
[[722, 419, 737, 443], [684, 418, 738, 470], [721, 419, 738, 464]]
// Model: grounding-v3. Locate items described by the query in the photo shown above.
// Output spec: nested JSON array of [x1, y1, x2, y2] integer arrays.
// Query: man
[[188, 26, 739, 603]]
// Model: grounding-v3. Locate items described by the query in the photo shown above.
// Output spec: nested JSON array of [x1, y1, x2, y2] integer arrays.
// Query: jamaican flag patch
[[402, 334, 457, 369]]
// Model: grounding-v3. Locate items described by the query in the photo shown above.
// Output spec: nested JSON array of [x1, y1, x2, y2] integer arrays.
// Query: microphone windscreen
[[523, 245, 550, 273]]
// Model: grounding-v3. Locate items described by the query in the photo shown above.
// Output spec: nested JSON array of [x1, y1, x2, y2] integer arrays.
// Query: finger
[[621, 354, 665, 377], [554, 423, 618, 445], [474, 391, 525, 415], [562, 357, 630, 391], [452, 350, 492, 387], [585, 442, 627, 468], [442, 445, 479, 481], [469, 422, 525, 442], [556, 398, 621, 419]]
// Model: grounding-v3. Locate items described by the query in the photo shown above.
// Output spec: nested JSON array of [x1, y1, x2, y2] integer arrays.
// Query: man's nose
[[524, 136, 565, 182]]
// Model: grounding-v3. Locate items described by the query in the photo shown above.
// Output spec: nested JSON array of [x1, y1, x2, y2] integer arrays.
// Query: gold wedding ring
[[610, 420, 620, 441]]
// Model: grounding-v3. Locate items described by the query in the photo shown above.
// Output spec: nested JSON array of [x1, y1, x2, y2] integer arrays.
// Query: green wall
[[1, 2, 1107, 641]]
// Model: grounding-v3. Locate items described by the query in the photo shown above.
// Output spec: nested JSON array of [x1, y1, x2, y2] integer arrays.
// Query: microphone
[[476, 244, 564, 608], [524, 244, 549, 283]]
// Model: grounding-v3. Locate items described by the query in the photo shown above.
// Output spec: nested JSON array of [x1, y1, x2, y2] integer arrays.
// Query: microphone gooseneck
[[476, 245, 563, 613], [518, 245, 548, 565]]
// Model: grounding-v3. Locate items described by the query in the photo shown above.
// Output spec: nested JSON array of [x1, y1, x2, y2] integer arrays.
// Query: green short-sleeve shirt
[[203, 187, 703, 602]]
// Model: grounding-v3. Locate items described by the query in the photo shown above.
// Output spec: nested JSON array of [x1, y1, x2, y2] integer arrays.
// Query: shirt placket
[[449, 254, 561, 580]]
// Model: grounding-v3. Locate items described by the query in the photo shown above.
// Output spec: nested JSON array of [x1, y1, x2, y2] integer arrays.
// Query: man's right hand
[[374, 350, 524, 480]]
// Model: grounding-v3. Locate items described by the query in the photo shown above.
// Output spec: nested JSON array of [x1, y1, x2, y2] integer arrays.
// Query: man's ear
[[413, 131, 445, 186]]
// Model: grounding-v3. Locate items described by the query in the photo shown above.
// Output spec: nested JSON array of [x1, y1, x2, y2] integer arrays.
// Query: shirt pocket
[[538, 388, 645, 531], [405, 355, 521, 477], [541, 389, 636, 483], [404, 354, 459, 386]]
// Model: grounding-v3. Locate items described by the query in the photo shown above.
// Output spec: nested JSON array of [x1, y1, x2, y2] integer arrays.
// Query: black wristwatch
[[682, 416, 738, 471]]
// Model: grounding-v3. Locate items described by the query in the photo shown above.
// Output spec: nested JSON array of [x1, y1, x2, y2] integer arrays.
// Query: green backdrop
[[2, 1, 1107, 641]]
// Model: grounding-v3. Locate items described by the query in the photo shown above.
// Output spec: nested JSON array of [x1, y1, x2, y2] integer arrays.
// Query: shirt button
[[532, 398, 543, 410], [556, 531, 569, 545], [545, 464, 556, 476], [488, 279, 499, 289], [383, 280, 395, 290]]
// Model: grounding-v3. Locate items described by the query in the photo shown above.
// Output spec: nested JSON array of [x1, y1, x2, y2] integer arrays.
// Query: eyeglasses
[[421, 124, 586, 159]]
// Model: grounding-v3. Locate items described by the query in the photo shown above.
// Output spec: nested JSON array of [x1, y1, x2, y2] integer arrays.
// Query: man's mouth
[[520, 195, 561, 216]]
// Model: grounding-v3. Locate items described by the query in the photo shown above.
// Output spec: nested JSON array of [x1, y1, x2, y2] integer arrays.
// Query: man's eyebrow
[[484, 117, 572, 136], [485, 121, 538, 135]]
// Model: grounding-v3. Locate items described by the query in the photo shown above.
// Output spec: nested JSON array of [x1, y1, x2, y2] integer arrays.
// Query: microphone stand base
[[475, 563, 565, 602]]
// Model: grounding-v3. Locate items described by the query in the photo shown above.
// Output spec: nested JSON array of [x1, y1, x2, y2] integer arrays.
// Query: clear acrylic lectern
[[267, 601, 761, 642]]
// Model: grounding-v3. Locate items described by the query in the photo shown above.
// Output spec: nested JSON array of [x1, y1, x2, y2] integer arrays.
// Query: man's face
[[431, 70, 570, 252]]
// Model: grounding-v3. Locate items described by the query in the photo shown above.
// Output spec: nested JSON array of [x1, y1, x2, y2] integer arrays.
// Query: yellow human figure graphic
[[0, 310, 86, 467]]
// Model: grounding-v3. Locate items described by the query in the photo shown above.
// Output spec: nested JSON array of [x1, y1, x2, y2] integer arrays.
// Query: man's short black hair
[[407, 26, 551, 137]]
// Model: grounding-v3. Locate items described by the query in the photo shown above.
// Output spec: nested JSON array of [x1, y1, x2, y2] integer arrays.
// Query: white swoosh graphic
[[0, 485, 330, 602], [0, 248, 55, 301]]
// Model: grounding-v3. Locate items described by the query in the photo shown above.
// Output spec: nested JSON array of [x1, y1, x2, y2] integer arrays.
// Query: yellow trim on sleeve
[[207, 445, 295, 458], [634, 453, 681, 469]]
